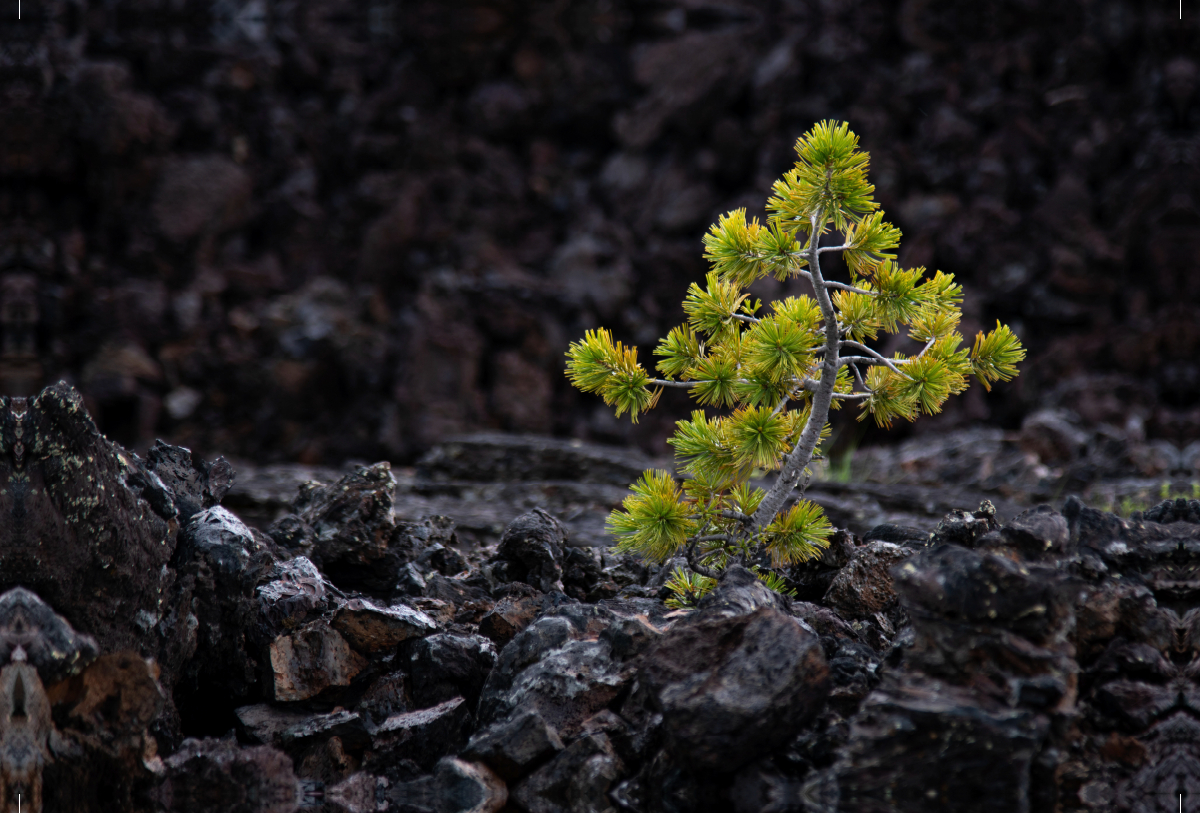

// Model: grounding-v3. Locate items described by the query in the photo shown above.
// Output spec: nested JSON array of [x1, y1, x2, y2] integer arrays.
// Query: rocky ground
[[2, 381, 1199, 812]]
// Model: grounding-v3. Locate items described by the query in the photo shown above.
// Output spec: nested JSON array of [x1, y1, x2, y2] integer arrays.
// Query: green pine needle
[[763, 498, 833, 567], [971, 322, 1025, 391], [665, 566, 718, 609], [726, 405, 791, 471], [654, 324, 704, 379], [684, 272, 749, 341], [742, 316, 819, 384], [607, 470, 694, 562]]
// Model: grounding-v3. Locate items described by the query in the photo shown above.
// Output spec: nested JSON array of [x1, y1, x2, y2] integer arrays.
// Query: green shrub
[[566, 121, 1024, 607]]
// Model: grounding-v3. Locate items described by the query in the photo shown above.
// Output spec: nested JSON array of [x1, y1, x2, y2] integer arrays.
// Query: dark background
[[1, 0, 1195, 465]]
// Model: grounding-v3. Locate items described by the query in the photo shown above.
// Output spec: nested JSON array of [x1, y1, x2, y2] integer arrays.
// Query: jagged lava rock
[[695, 564, 791, 617], [267, 462, 411, 595], [268, 620, 367, 702], [1001, 504, 1072, 557], [0, 384, 176, 661], [512, 731, 624, 813], [408, 633, 497, 707], [818, 671, 1052, 813], [478, 592, 542, 647], [333, 597, 438, 653], [143, 439, 235, 523], [461, 706, 565, 782], [170, 505, 280, 725], [369, 697, 474, 771], [476, 602, 655, 740], [388, 756, 507, 813], [490, 508, 567, 593], [641, 569, 830, 772], [892, 544, 1077, 687], [255, 556, 335, 637], [823, 541, 916, 619]]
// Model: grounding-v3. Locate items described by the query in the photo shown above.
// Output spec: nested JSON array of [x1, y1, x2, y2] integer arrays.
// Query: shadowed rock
[[387, 757, 507, 813], [511, 732, 623, 813], [641, 599, 829, 772], [332, 598, 437, 654], [461, 707, 564, 782], [490, 508, 567, 593], [268, 621, 367, 702]]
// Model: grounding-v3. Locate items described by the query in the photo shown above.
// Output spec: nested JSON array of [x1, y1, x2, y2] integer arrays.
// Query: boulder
[[268, 620, 368, 702], [369, 697, 474, 771], [409, 633, 498, 708], [491, 508, 568, 593], [511, 732, 624, 813], [823, 541, 915, 619], [641, 604, 829, 772], [332, 597, 438, 654], [461, 706, 565, 781]]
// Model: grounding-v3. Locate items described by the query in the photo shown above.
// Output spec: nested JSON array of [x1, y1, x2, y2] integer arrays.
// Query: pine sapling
[[566, 121, 1025, 608]]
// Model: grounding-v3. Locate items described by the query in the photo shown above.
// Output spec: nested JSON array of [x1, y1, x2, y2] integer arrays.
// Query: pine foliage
[[565, 121, 1025, 607]]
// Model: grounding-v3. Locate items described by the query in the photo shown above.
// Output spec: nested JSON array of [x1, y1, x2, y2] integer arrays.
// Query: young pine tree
[[566, 121, 1024, 608]]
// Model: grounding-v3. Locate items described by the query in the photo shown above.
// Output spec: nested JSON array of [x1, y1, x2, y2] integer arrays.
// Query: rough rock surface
[[640, 577, 830, 773]]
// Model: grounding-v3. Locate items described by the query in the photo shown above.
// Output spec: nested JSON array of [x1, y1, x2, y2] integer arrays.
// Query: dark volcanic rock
[[153, 737, 301, 813], [927, 501, 1000, 548], [408, 633, 498, 708], [333, 597, 438, 654], [461, 706, 565, 782], [641, 603, 829, 773], [893, 544, 1077, 684], [478, 592, 543, 647], [696, 564, 792, 617], [368, 697, 475, 772], [476, 603, 652, 740], [12, 380, 1200, 811], [255, 556, 336, 639], [823, 541, 915, 620], [267, 463, 402, 591], [267, 620, 368, 702], [491, 508, 568, 593], [816, 672, 1051, 813], [0, 384, 175, 663], [388, 756, 508, 813], [144, 440, 235, 524], [0, 588, 99, 685], [511, 732, 624, 813], [170, 505, 279, 729], [1001, 504, 1072, 557]]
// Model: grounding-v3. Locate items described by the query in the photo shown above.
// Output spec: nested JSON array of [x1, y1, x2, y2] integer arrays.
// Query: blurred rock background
[[0, 0, 1196, 468]]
